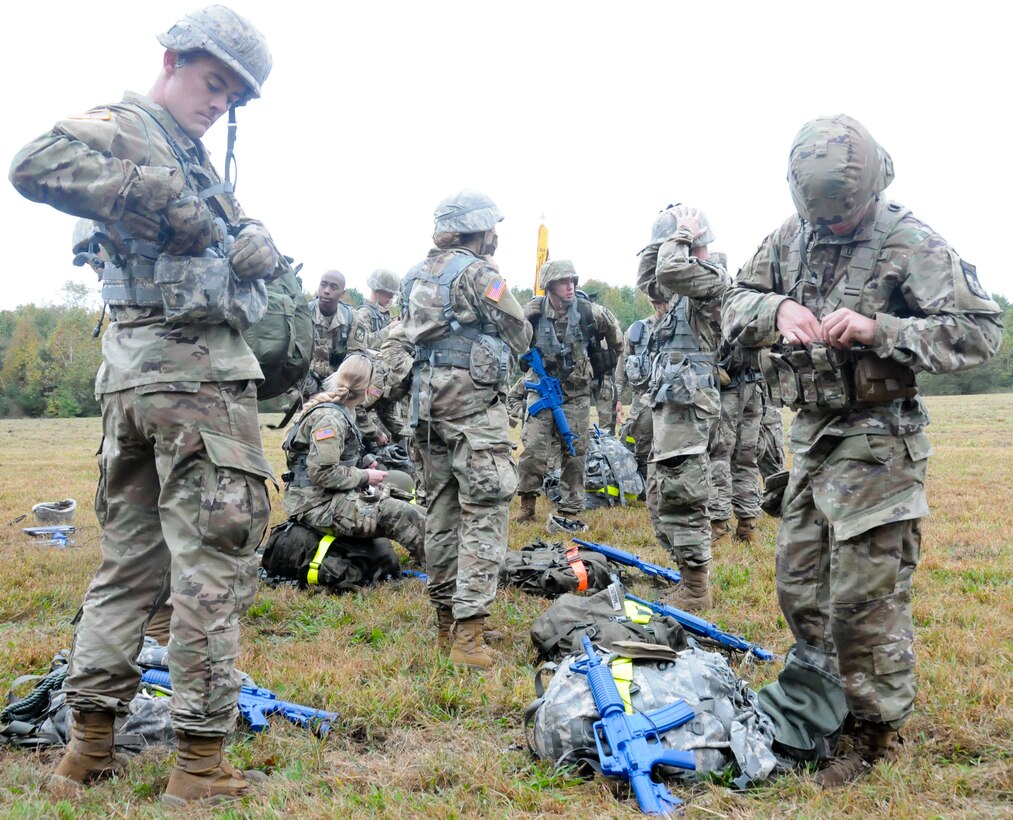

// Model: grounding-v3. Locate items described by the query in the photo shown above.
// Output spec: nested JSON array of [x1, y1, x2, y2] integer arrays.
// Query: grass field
[[0, 394, 1010, 818]]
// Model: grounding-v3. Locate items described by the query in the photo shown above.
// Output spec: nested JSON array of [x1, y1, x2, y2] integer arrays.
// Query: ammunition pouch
[[651, 351, 716, 406], [415, 328, 508, 387], [623, 352, 652, 391], [760, 344, 917, 411], [589, 346, 618, 383], [153, 254, 268, 330]]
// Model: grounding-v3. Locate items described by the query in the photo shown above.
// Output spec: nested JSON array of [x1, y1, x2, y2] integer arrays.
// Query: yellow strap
[[611, 658, 635, 714], [306, 534, 335, 585], [624, 599, 652, 624]]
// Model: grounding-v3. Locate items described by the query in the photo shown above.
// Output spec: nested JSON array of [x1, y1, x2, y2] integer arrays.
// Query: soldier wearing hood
[[723, 114, 1003, 786]]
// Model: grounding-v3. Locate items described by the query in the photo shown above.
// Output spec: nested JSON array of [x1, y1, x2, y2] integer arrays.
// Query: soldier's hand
[[163, 195, 222, 256], [524, 298, 542, 320], [366, 468, 388, 487], [776, 299, 822, 346], [615, 400, 624, 424], [821, 308, 876, 349], [671, 204, 706, 244], [231, 225, 279, 280]]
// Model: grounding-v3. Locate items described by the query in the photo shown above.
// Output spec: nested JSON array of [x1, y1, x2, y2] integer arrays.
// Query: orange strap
[[566, 546, 589, 592]]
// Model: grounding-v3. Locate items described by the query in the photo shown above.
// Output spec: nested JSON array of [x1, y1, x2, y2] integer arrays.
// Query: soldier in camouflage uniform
[[707, 252, 764, 545], [283, 355, 424, 563], [10, 6, 278, 804], [516, 261, 623, 528], [637, 205, 729, 612], [351, 268, 400, 351], [303, 269, 358, 400], [722, 114, 1003, 786], [616, 299, 669, 483], [401, 190, 532, 669]]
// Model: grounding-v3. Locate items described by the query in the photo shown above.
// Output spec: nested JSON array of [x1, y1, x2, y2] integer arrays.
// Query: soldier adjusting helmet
[[433, 190, 504, 234], [649, 204, 716, 248], [367, 268, 400, 294], [539, 259, 578, 291], [788, 114, 895, 227], [158, 5, 272, 103]]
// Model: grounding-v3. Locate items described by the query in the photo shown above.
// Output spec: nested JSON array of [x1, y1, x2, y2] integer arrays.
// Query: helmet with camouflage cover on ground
[[649, 203, 716, 248], [367, 269, 400, 294], [538, 259, 579, 291], [158, 5, 272, 103], [433, 189, 504, 234], [787, 114, 894, 227]]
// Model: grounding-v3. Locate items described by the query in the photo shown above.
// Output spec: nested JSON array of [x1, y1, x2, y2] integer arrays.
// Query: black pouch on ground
[[260, 519, 400, 592], [499, 538, 614, 598]]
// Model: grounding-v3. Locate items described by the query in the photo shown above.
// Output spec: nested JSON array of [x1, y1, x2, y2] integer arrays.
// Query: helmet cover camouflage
[[649, 204, 716, 247], [433, 189, 504, 234], [367, 268, 400, 293], [539, 259, 578, 291], [382, 469, 416, 496], [158, 5, 272, 103], [787, 114, 895, 226], [71, 218, 100, 254]]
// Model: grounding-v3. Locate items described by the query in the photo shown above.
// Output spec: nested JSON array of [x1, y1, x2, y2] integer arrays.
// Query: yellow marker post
[[534, 218, 549, 296]]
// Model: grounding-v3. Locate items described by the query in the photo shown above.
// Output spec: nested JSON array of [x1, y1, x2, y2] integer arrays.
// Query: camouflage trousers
[[709, 379, 763, 521], [626, 392, 654, 481], [776, 430, 930, 728], [297, 491, 426, 564], [757, 394, 785, 480], [647, 400, 719, 569], [65, 381, 272, 736], [416, 401, 517, 621], [518, 392, 590, 516]]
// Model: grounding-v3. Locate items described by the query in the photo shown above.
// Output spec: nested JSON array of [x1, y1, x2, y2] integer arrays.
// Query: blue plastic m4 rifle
[[570, 635, 696, 816], [140, 668, 337, 737], [520, 347, 579, 456]]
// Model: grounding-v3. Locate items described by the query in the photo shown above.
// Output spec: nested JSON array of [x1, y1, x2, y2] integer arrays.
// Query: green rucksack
[[243, 256, 313, 400], [499, 539, 614, 598]]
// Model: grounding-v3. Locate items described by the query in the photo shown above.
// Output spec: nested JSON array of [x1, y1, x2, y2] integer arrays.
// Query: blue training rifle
[[519, 347, 579, 456], [573, 538, 682, 585], [570, 634, 696, 816], [140, 668, 337, 736]]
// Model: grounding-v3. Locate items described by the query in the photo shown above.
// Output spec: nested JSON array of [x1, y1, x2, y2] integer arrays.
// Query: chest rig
[[650, 297, 716, 405], [282, 402, 361, 489], [533, 297, 591, 382], [623, 317, 655, 391]]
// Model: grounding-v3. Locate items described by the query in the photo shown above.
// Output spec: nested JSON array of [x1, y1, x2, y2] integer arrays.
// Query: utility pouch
[[624, 354, 651, 390], [154, 254, 268, 330], [761, 345, 855, 411], [469, 333, 510, 387], [589, 347, 618, 382], [853, 355, 918, 403], [656, 353, 714, 406]]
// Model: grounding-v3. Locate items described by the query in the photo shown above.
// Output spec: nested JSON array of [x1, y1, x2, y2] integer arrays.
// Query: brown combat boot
[[734, 517, 757, 543], [661, 564, 713, 612], [49, 710, 127, 793], [516, 494, 537, 523], [449, 618, 496, 670], [710, 519, 731, 544], [162, 732, 267, 806], [814, 721, 902, 788], [436, 606, 454, 652]]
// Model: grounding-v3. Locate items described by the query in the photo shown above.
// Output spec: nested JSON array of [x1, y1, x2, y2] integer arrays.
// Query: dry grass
[[0, 395, 1010, 818]]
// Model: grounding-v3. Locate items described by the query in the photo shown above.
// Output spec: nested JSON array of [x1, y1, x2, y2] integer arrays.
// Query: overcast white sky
[[2, 0, 1009, 311]]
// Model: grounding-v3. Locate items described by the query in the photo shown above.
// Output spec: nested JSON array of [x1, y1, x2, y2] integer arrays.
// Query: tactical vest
[[762, 202, 918, 411], [360, 301, 391, 334], [531, 296, 591, 382], [623, 317, 655, 390], [651, 297, 716, 404], [98, 103, 236, 308], [323, 302, 354, 365], [282, 402, 361, 489]]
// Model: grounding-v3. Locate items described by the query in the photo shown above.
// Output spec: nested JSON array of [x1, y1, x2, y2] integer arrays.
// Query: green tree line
[[1, 282, 1010, 417]]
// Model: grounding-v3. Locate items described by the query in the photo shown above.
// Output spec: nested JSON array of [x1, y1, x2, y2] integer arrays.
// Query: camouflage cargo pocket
[[197, 430, 274, 554], [464, 445, 518, 504], [657, 455, 709, 506]]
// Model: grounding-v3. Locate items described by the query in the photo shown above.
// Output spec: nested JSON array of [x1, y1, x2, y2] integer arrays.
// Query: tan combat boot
[[814, 721, 902, 788], [49, 710, 127, 793], [449, 618, 496, 670], [436, 607, 454, 652], [516, 494, 537, 523], [734, 517, 757, 543], [661, 564, 713, 612], [710, 519, 731, 544], [162, 732, 267, 806]]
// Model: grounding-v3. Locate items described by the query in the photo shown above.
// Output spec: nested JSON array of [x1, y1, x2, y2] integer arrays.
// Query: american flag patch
[[367, 386, 383, 398], [314, 428, 337, 441], [484, 278, 506, 303]]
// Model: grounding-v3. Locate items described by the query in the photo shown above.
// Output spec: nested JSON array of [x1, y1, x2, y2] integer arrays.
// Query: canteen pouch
[[469, 333, 510, 387]]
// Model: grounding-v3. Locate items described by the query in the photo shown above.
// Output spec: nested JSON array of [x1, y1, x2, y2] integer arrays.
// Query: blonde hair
[[297, 355, 374, 422]]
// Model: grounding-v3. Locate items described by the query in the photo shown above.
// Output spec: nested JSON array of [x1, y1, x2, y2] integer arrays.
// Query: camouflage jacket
[[350, 301, 393, 351], [402, 247, 531, 421], [283, 403, 369, 518], [9, 92, 274, 392], [722, 197, 1004, 447], [637, 225, 729, 355], [307, 298, 357, 385]]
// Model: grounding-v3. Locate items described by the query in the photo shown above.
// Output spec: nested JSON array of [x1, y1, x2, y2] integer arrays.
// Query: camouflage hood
[[788, 114, 894, 227]]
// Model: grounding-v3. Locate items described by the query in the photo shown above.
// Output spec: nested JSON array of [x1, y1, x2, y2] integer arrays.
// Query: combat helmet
[[538, 259, 578, 291], [649, 204, 716, 248], [787, 114, 894, 227], [71, 218, 100, 255], [158, 5, 272, 103], [433, 190, 504, 234], [367, 269, 400, 294]]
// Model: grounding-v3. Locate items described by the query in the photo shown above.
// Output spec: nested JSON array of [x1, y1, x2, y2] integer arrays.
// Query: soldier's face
[[548, 278, 576, 305], [374, 290, 394, 307], [163, 52, 249, 139], [317, 273, 345, 314]]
